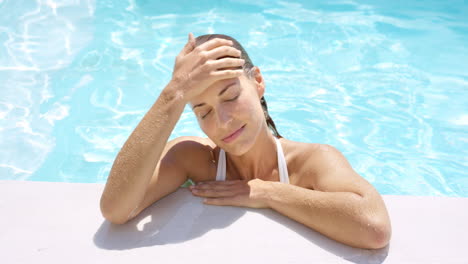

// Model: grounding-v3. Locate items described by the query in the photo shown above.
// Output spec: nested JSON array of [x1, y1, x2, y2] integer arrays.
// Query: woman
[[100, 33, 392, 249]]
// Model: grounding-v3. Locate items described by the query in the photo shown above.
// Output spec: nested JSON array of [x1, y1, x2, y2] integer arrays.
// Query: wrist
[[261, 181, 278, 209], [163, 81, 187, 104]]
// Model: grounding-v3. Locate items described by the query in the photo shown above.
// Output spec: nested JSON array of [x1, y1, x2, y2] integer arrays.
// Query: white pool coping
[[1, 180, 467, 263]]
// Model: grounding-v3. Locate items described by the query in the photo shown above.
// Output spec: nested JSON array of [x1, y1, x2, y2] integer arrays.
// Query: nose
[[216, 106, 233, 129]]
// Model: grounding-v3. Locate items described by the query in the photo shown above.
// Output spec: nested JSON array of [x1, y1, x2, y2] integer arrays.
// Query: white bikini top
[[215, 137, 290, 183]]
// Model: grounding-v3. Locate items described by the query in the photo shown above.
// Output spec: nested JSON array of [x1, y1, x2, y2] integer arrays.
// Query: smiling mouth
[[222, 124, 246, 143]]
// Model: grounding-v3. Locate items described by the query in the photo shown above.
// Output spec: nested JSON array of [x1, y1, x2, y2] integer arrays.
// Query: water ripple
[[0, 0, 466, 196]]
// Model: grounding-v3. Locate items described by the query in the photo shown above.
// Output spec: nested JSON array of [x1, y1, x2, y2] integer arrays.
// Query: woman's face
[[189, 71, 266, 155]]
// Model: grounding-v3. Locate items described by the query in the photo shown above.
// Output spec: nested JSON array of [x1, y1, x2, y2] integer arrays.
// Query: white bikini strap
[[215, 148, 226, 181], [275, 137, 290, 184], [216, 139, 288, 183]]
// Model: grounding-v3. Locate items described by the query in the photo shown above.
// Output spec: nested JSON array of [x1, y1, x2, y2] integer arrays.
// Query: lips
[[222, 124, 246, 143]]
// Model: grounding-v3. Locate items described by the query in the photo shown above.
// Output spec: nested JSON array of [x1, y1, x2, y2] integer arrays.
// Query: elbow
[[100, 197, 130, 225], [365, 217, 392, 249], [102, 212, 129, 225]]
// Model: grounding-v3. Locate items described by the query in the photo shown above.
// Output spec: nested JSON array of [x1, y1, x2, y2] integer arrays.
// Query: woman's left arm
[[261, 180, 391, 250], [265, 144, 391, 250], [190, 144, 392, 249]]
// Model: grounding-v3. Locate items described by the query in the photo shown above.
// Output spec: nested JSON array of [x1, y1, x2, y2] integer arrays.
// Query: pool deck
[[1, 180, 467, 263]]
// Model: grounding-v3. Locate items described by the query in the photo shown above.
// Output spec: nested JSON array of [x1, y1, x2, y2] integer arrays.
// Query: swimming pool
[[0, 0, 466, 197]]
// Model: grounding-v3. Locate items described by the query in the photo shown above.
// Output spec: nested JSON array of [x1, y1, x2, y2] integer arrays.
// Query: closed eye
[[201, 94, 240, 119], [201, 110, 211, 119], [226, 94, 240, 102]]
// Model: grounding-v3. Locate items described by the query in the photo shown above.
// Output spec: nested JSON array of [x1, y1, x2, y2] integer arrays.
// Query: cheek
[[198, 114, 219, 138], [198, 118, 213, 135], [237, 97, 262, 120]]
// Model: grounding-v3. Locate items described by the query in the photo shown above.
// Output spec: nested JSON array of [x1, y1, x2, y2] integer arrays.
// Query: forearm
[[265, 182, 389, 249], [100, 82, 186, 222]]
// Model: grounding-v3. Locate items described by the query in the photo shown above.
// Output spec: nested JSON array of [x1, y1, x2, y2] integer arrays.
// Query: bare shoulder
[[167, 136, 213, 161], [167, 136, 211, 152], [168, 136, 217, 182], [277, 138, 323, 188], [280, 139, 364, 191]]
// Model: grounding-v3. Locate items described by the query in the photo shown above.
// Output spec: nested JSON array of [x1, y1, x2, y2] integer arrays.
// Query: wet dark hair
[[195, 34, 282, 138]]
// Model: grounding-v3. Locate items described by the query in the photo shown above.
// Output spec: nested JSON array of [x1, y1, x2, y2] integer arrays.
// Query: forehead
[[189, 77, 245, 108]]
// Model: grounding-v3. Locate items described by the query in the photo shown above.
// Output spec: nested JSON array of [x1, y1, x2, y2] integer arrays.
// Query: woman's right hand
[[169, 33, 245, 103]]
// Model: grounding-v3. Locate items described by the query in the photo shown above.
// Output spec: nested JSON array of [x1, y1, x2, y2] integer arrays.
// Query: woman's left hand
[[189, 179, 272, 208]]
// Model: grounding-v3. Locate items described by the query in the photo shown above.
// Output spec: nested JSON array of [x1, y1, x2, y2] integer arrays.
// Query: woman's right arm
[[99, 82, 186, 224], [100, 33, 245, 224]]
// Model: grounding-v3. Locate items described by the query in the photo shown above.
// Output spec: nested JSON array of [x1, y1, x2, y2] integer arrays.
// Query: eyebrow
[[192, 83, 237, 110]]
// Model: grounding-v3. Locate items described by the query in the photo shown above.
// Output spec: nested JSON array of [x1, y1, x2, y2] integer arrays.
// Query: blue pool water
[[0, 0, 467, 197]]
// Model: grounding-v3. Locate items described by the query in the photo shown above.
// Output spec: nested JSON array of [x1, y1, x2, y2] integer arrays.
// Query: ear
[[250, 66, 265, 99]]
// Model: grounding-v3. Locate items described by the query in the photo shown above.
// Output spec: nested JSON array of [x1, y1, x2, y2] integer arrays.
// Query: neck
[[226, 127, 278, 181]]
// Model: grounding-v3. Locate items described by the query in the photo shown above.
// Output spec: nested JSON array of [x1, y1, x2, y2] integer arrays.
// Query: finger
[[207, 58, 245, 71], [210, 69, 244, 80], [191, 187, 236, 198], [204, 196, 238, 206], [196, 180, 242, 186], [181, 32, 196, 55], [204, 46, 241, 60], [192, 182, 236, 192], [196, 38, 233, 52], [189, 32, 195, 44]]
